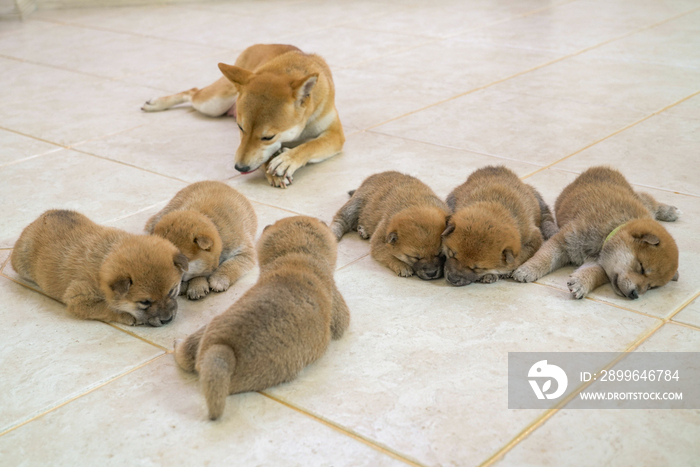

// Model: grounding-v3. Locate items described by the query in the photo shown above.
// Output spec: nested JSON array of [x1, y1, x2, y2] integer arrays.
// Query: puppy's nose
[[628, 289, 639, 300], [424, 268, 441, 279], [160, 316, 173, 325], [235, 163, 251, 173]]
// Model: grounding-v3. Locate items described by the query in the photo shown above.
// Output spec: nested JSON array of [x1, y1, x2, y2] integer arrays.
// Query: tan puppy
[[442, 166, 557, 286], [330, 171, 449, 280], [146, 181, 257, 301], [11, 210, 188, 326], [174, 216, 349, 420], [513, 167, 680, 299], [142, 44, 345, 188]]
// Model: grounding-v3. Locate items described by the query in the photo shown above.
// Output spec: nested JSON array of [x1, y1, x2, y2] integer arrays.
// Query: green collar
[[603, 223, 626, 246]]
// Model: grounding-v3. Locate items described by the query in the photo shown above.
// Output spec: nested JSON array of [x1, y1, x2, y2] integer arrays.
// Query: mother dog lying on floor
[[143, 44, 345, 188]]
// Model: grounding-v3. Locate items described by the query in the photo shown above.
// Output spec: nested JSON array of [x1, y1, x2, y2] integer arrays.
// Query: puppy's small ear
[[442, 220, 455, 238], [263, 224, 272, 233], [174, 253, 189, 273], [195, 235, 213, 251], [110, 277, 132, 297], [292, 74, 318, 105], [386, 231, 398, 245], [503, 248, 515, 266], [218, 63, 252, 87], [634, 233, 660, 245], [672, 270, 680, 281]]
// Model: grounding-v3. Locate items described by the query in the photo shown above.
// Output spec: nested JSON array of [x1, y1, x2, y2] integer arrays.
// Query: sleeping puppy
[[146, 181, 257, 300], [11, 210, 187, 326], [174, 216, 349, 420], [330, 171, 450, 280], [442, 166, 557, 286], [512, 167, 680, 299]]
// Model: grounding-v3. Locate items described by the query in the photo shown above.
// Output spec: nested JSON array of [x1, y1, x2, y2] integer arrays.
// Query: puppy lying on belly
[[174, 216, 349, 420], [442, 166, 557, 286], [146, 181, 257, 300], [512, 166, 680, 299], [12, 210, 188, 326], [330, 171, 450, 280]]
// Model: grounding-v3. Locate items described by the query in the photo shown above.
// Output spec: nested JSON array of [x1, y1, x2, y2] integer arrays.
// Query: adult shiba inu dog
[[442, 166, 557, 286], [174, 216, 349, 420], [11, 210, 188, 326], [146, 181, 257, 301], [330, 171, 449, 280], [142, 44, 345, 188], [513, 167, 680, 299]]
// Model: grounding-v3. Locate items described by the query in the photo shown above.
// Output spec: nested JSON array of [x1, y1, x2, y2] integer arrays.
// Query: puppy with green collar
[[512, 167, 680, 299]]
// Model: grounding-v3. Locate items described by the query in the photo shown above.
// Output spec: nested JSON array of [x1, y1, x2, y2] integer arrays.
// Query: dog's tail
[[330, 189, 362, 241], [174, 325, 206, 373], [532, 188, 558, 240], [347, 189, 356, 197], [199, 344, 236, 420]]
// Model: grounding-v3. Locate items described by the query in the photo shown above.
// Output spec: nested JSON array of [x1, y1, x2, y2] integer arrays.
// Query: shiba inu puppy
[[146, 181, 257, 301], [442, 166, 556, 286], [174, 216, 349, 420], [142, 44, 345, 188], [330, 171, 449, 280], [11, 210, 188, 326], [513, 167, 680, 299]]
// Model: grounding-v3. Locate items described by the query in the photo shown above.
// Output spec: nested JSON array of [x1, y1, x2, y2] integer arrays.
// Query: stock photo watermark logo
[[528, 360, 568, 400], [508, 352, 700, 409]]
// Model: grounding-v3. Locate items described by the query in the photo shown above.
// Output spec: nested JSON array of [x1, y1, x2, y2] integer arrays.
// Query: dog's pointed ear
[[174, 253, 189, 273], [635, 233, 660, 245], [110, 277, 132, 297], [218, 63, 253, 87], [672, 270, 680, 281], [386, 231, 398, 245], [503, 248, 515, 266], [442, 217, 455, 237], [195, 235, 213, 251], [292, 74, 318, 105]]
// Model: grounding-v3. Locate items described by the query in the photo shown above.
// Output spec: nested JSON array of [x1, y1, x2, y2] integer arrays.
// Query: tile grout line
[[362, 6, 700, 134], [106, 323, 171, 352], [664, 289, 700, 323], [521, 88, 700, 180], [259, 391, 426, 467], [69, 147, 190, 184], [668, 320, 700, 332], [478, 318, 666, 467], [0, 353, 167, 438]]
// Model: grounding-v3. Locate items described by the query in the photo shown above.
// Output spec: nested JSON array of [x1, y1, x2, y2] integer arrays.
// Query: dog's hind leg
[[330, 282, 350, 340], [208, 242, 256, 293], [330, 192, 363, 241], [142, 77, 238, 117], [142, 88, 198, 112], [512, 231, 570, 283], [174, 325, 206, 373], [636, 192, 681, 222]]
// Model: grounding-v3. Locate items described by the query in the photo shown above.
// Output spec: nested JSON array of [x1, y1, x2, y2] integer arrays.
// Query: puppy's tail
[[330, 191, 362, 241], [174, 325, 206, 373], [199, 344, 236, 420], [532, 188, 558, 240]]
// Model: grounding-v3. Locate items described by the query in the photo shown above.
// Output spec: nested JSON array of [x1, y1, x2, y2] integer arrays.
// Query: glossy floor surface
[[1, 0, 700, 465]]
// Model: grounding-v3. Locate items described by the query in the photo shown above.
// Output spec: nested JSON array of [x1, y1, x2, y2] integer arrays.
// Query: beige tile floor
[[1, 0, 699, 465]]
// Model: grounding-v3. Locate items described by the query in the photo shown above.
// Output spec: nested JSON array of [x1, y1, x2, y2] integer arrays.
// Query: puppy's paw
[[480, 273, 499, 284], [117, 313, 138, 326], [357, 225, 370, 239], [264, 170, 293, 188], [391, 263, 414, 277], [208, 275, 231, 293], [567, 277, 589, 299], [656, 204, 681, 222], [512, 264, 540, 283], [186, 280, 210, 300]]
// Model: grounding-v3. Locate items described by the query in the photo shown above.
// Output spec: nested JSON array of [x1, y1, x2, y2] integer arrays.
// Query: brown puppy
[[442, 166, 556, 286], [11, 210, 188, 326], [174, 216, 349, 420], [142, 44, 344, 188], [513, 167, 680, 299], [330, 171, 450, 280], [146, 181, 257, 301]]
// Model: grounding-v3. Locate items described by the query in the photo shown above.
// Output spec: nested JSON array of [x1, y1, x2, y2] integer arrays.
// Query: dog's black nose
[[424, 268, 441, 279], [235, 164, 250, 173], [628, 289, 639, 300], [160, 316, 173, 325]]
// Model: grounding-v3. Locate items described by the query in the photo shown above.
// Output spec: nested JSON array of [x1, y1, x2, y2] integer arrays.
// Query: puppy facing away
[[174, 216, 349, 420], [442, 166, 557, 286], [513, 167, 680, 299], [146, 181, 257, 301], [142, 44, 345, 188], [11, 210, 188, 326], [330, 171, 450, 280]]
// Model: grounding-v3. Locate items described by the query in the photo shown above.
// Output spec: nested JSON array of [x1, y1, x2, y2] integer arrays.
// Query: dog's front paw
[[208, 275, 230, 293], [116, 313, 138, 326], [264, 170, 293, 188], [567, 276, 589, 299], [391, 263, 414, 277], [267, 150, 302, 180], [656, 204, 681, 222], [512, 264, 540, 283], [186, 277, 210, 300], [480, 273, 499, 284], [357, 225, 370, 239]]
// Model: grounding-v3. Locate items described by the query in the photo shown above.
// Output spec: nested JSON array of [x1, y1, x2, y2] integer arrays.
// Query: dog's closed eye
[[261, 134, 276, 141]]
